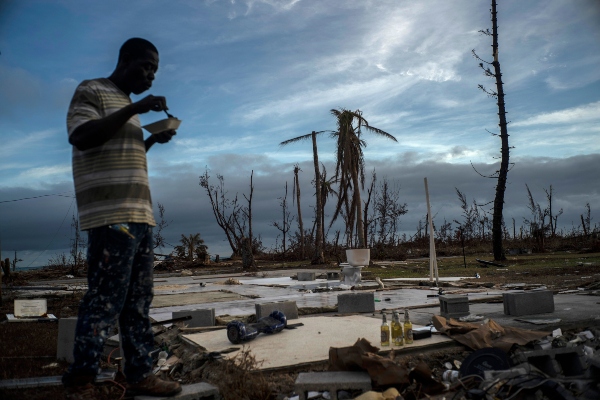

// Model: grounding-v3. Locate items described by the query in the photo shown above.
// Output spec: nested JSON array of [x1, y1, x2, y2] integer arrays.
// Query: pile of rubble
[[282, 321, 600, 400]]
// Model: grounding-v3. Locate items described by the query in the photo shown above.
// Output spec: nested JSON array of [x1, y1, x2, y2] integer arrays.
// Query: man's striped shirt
[[67, 78, 156, 230]]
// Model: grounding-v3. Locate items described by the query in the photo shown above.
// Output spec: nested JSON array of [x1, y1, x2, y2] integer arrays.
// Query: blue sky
[[0, 0, 599, 268]]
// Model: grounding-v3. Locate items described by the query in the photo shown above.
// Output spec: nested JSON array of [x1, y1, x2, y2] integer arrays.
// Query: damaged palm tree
[[472, 0, 511, 261], [330, 108, 396, 248]]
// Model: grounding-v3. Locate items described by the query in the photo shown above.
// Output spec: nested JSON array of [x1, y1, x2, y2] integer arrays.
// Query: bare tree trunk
[[312, 132, 325, 264], [363, 171, 376, 248], [294, 165, 305, 259], [352, 166, 365, 248], [581, 214, 588, 236], [490, 0, 509, 261], [70, 215, 84, 275], [241, 237, 257, 270], [244, 170, 254, 248]]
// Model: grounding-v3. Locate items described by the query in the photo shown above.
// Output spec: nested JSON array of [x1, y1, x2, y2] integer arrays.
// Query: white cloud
[[513, 101, 600, 127], [18, 165, 72, 181], [0, 129, 59, 157]]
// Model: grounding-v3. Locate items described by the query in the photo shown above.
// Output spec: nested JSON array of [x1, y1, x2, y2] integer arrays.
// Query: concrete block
[[135, 382, 221, 400], [297, 272, 316, 281], [57, 317, 78, 363], [439, 295, 470, 319], [295, 371, 371, 400], [337, 292, 375, 314], [327, 271, 340, 280], [172, 309, 215, 328], [255, 300, 298, 320], [503, 290, 554, 316], [513, 346, 587, 377]]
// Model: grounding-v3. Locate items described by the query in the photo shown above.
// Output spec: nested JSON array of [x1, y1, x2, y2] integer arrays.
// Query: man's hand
[[154, 129, 176, 144], [145, 129, 176, 152], [132, 95, 167, 114]]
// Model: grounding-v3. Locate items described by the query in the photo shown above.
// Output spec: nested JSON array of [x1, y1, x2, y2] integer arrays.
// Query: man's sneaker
[[127, 374, 182, 397], [64, 382, 95, 400]]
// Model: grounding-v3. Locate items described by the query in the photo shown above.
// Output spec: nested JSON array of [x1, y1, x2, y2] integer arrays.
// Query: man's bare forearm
[[69, 104, 137, 151]]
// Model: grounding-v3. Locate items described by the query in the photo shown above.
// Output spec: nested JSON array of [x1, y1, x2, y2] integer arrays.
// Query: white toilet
[[341, 249, 370, 285]]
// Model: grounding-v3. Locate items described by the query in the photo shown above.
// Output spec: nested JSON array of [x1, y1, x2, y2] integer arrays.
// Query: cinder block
[[57, 317, 78, 363], [255, 301, 298, 320], [135, 382, 221, 400], [172, 309, 215, 328], [327, 271, 340, 280], [513, 346, 587, 377], [439, 295, 470, 319], [503, 290, 554, 316], [295, 371, 371, 400], [298, 272, 316, 281], [337, 292, 375, 313]]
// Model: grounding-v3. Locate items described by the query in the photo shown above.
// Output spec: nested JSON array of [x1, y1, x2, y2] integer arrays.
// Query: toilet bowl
[[340, 264, 362, 285], [341, 249, 370, 285]]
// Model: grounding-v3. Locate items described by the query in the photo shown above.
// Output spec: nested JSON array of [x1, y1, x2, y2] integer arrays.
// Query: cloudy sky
[[0, 0, 599, 269]]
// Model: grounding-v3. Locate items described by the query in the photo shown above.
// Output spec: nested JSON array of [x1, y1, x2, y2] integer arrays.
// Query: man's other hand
[[154, 130, 176, 144], [132, 95, 167, 114]]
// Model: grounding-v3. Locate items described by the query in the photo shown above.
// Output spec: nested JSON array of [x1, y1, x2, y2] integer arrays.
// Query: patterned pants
[[63, 223, 155, 386]]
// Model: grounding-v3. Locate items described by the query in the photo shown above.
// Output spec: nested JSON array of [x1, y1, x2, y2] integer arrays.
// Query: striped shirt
[[67, 78, 156, 230]]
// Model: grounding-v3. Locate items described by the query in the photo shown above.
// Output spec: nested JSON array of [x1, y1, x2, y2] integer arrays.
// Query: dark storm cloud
[[2, 153, 598, 267]]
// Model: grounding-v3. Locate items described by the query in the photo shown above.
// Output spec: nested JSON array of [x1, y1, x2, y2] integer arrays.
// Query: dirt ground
[[1, 253, 599, 399]]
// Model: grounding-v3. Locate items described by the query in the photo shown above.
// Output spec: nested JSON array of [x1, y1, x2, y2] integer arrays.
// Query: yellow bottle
[[404, 309, 413, 344], [391, 311, 404, 346], [380, 313, 390, 346]]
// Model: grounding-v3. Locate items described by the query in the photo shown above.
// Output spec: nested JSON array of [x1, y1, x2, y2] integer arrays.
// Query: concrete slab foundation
[[503, 290, 555, 316], [295, 371, 371, 400], [57, 317, 77, 363], [135, 382, 221, 400], [255, 300, 298, 320], [182, 315, 451, 370], [172, 308, 215, 327], [439, 295, 470, 319], [297, 272, 316, 281], [338, 292, 375, 313]]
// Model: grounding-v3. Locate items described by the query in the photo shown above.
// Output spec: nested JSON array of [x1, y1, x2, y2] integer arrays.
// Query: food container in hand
[[142, 118, 181, 134]]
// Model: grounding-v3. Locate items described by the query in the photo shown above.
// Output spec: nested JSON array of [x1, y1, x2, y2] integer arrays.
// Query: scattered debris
[[515, 318, 562, 325], [458, 314, 485, 322], [432, 315, 548, 351]]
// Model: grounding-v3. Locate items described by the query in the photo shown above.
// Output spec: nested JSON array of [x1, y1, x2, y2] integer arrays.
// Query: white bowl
[[142, 118, 181, 134], [345, 248, 370, 267]]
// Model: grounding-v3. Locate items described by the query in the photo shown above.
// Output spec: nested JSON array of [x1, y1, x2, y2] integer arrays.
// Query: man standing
[[63, 38, 181, 399]]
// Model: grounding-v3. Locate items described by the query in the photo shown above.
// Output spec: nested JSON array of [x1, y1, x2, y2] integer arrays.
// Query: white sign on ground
[[14, 299, 47, 317]]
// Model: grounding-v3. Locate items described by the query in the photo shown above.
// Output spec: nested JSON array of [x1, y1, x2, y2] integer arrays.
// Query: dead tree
[[524, 184, 549, 252], [242, 170, 255, 251], [70, 215, 85, 275], [154, 202, 170, 250], [273, 182, 293, 255], [200, 168, 249, 257], [374, 177, 408, 246], [280, 131, 328, 264], [581, 203, 591, 236], [292, 165, 305, 259], [544, 185, 562, 237], [473, 0, 511, 261], [363, 170, 377, 247], [454, 188, 483, 241]]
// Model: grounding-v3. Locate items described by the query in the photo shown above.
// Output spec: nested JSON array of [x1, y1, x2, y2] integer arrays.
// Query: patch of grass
[[369, 252, 600, 281]]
